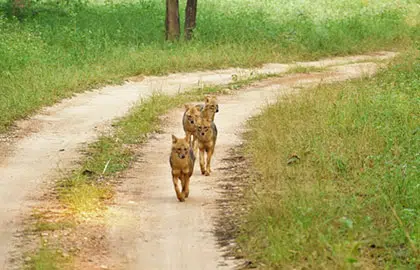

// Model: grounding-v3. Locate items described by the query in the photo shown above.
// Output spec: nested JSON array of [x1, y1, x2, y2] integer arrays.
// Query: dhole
[[169, 135, 195, 202]]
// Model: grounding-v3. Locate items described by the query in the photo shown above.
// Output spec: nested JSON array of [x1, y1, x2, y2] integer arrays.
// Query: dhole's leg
[[183, 175, 190, 198], [185, 131, 192, 147], [180, 174, 186, 192], [199, 148, 206, 175], [172, 175, 184, 202], [205, 148, 214, 176], [192, 135, 198, 155]]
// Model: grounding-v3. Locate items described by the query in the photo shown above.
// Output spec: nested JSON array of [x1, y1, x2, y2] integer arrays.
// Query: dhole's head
[[204, 95, 219, 113], [196, 117, 212, 139], [171, 135, 190, 159], [184, 104, 201, 126]]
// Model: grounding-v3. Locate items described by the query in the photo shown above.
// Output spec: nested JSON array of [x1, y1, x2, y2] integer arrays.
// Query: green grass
[[238, 52, 420, 269], [286, 65, 328, 74], [33, 221, 74, 232], [26, 247, 71, 270], [0, 0, 419, 132]]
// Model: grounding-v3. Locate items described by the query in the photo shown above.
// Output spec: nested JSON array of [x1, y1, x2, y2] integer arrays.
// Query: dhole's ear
[[205, 95, 210, 103], [171, 135, 178, 144], [184, 104, 191, 110]]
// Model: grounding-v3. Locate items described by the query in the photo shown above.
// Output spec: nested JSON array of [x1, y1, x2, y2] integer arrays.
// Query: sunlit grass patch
[[26, 247, 72, 270], [33, 221, 75, 232]]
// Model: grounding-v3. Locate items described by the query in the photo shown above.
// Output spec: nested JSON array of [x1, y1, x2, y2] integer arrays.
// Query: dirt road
[[104, 60, 395, 269], [0, 52, 396, 269]]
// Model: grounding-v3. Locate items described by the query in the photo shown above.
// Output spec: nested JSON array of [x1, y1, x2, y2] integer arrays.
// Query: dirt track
[[0, 52, 396, 269], [103, 61, 394, 269]]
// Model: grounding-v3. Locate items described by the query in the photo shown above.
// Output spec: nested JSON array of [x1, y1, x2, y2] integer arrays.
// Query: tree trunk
[[165, 0, 180, 41], [184, 0, 197, 40]]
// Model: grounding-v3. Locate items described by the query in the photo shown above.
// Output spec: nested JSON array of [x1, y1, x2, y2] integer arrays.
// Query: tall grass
[[239, 52, 420, 268], [0, 0, 419, 131]]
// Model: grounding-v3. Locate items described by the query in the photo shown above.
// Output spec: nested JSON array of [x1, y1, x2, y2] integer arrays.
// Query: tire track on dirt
[[104, 60, 391, 270]]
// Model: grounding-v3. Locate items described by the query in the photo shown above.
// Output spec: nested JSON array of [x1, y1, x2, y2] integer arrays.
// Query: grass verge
[[238, 52, 420, 268]]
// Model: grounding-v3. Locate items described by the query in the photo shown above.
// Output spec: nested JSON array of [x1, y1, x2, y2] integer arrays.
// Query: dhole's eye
[[184, 148, 187, 151], [177, 148, 181, 151]]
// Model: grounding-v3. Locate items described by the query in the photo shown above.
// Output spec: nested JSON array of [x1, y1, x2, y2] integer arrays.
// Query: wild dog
[[196, 95, 219, 122], [195, 117, 217, 176], [182, 104, 201, 152], [169, 135, 196, 202]]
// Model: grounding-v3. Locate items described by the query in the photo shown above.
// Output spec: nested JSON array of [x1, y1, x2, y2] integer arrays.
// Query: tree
[[184, 0, 197, 40], [165, 0, 180, 41]]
